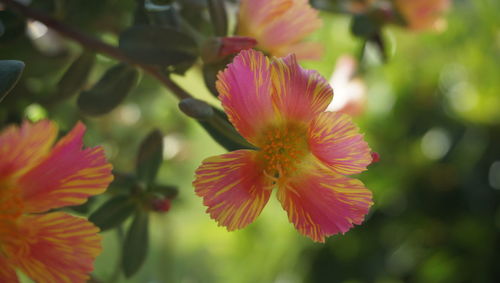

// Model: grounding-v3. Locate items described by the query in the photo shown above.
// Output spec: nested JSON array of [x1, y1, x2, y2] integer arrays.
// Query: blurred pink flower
[[237, 0, 323, 60], [327, 55, 367, 117], [393, 0, 451, 31], [194, 49, 373, 242], [0, 120, 113, 282]]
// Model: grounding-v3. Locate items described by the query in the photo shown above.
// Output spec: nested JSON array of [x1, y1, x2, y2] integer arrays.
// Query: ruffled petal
[[194, 150, 272, 231], [0, 119, 57, 180], [308, 112, 372, 175], [0, 254, 18, 283], [216, 49, 275, 143], [271, 54, 333, 122], [19, 122, 113, 213], [5, 212, 101, 283], [258, 0, 322, 52], [277, 167, 373, 242], [238, 0, 322, 59]]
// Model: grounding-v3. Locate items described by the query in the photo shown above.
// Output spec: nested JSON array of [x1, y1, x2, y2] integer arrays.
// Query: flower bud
[[151, 197, 171, 213]]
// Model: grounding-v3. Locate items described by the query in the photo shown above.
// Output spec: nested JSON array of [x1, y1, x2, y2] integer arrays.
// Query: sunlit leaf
[[77, 63, 139, 116]]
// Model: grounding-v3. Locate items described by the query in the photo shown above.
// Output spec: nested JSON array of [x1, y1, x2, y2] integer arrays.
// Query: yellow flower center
[[258, 123, 308, 185]]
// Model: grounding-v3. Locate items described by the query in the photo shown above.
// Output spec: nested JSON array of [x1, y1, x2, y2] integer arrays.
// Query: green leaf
[[207, 0, 228, 36], [77, 63, 139, 116], [179, 98, 214, 120], [54, 51, 95, 102], [201, 106, 255, 151], [0, 60, 25, 103], [122, 209, 149, 278], [119, 25, 198, 68], [150, 184, 178, 199], [89, 195, 136, 231], [0, 19, 4, 37], [136, 130, 163, 185], [350, 14, 382, 38]]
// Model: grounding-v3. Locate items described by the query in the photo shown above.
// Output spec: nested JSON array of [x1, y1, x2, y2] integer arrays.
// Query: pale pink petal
[[271, 54, 333, 122], [277, 167, 373, 242], [308, 112, 372, 175], [0, 119, 57, 180], [216, 49, 275, 143], [6, 212, 101, 283], [19, 122, 113, 213], [278, 42, 324, 61], [194, 150, 272, 231], [238, 0, 322, 59], [258, 0, 322, 50]]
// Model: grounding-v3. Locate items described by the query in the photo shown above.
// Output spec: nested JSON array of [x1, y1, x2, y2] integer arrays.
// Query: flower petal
[[5, 212, 101, 283], [238, 0, 322, 59], [217, 49, 275, 143], [0, 119, 57, 180], [308, 111, 372, 175], [194, 150, 271, 231], [258, 0, 322, 54], [0, 254, 18, 283], [277, 167, 373, 242], [271, 54, 333, 122], [19, 122, 113, 213], [278, 42, 324, 61]]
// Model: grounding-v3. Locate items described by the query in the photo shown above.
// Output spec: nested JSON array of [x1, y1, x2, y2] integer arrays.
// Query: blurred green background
[[1, 0, 500, 282]]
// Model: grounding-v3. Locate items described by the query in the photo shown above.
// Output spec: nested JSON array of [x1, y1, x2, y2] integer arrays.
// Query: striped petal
[[271, 54, 333, 122], [238, 0, 322, 60], [277, 167, 373, 242], [6, 212, 101, 283], [19, 122, 113, 213], [278, 42, 324, 61], [0, 120, 57, 180], [308, 112, 372, 175], [194, 150, 271, 231], [216, 49, 275, 143], [0, 255, 18, 283]]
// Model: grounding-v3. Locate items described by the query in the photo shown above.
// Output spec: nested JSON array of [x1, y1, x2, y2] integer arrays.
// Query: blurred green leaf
[[178, 98, 254, 151], [107, 171, 138, 194], [202, 61, 226, 96], [0, 19, 4, 37], [145, 2, 180, 28], [136, 130, 163, 185], [122, 209, 149, 278], [54, 51, 95, 102], [350, 14, 381, 38], [77, 63, 139, 115], [89, 195, 136, 231], [179, 97, 214, 120], [0, 11, 26, 42], [119, 25, 198, 68], [207, 0, 228, 36], [150, 184, 178, 199], [0, 60, 25, 103]]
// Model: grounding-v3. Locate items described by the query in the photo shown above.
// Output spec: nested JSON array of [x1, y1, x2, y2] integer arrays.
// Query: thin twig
[[0, 0, 192, 100]]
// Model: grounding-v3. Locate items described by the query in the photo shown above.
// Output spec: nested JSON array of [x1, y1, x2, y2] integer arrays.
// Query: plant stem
[[0, 0, 192, 100]]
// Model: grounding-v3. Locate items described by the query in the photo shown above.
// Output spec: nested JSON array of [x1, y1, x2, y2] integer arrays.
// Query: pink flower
[[0, 120, 113, 282], [393, 0, 451, 31], [327, 55, 367, 117], [194, 50, 373, 242], [237, 0, 323, 60]]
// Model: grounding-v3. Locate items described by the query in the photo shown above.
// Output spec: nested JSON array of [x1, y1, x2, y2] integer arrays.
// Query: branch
[[0, 0, 192, 100]]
